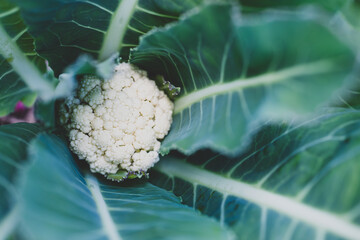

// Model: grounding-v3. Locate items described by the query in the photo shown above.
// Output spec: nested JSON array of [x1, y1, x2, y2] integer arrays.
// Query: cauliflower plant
[[60, 63, 174, 180]]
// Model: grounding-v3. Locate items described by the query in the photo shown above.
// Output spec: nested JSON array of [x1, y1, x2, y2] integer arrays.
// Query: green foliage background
[[0, 0, 360, 239]]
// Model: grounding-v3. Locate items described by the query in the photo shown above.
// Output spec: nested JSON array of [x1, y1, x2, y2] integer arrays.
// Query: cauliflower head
[[60, 63, 174, 180]]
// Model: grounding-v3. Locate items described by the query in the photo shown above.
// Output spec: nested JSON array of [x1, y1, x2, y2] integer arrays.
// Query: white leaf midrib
[[0, 7, 19, 19], [0, 24, 54, 100], [98, 0, 138, 60], [174, 59, 339, 114], [0, 206, 19, 240], [86, 174, 122, 240], [155, 159, 360, 239]]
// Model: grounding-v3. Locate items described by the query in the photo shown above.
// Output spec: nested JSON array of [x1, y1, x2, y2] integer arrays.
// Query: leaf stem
[[98, 0, 138, 60], [155, 158, 360, 239], [0, 24, 55, 101], [86, 174, 122, 240], [174, 59, 339, 114], [0, 206, 19, 239]]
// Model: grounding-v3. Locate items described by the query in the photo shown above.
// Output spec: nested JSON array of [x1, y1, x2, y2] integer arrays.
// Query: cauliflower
[[60, 63, 174, 181]]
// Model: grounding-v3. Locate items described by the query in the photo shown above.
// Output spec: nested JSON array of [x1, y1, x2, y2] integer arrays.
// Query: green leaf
[[333, 77, 360, 109], [55, 54, 119, 97], [34, 100, 56, 128], [155, 75, 181, 100], [20, 92, 37, 107], [16, 133, 233, 240], [13, 0, 204, 76], [344, 0, 360, 23], [237, 0, 360, 53], [238, 0, 350, 12], [150, 108, 360, 240], [130, 3, 358, 155], [0, 0, 57, 108], [0, 53, 29, 117], [0, 123, 42, 239], [340, 0, 360, 36], [34, 54, 118, 128]]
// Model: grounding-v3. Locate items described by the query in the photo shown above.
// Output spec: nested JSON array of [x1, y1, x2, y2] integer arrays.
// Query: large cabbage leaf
[[1, 1, 359, 240], [150, 108, 360, 239], [0, 0, 121, 116], [0, 0, 56, 116], [238, 0, 350, 11], [0, 123, 43, 238], [130, 4, 358, 156], [0, 130, 233, 239], [12, 0, 204, 76]]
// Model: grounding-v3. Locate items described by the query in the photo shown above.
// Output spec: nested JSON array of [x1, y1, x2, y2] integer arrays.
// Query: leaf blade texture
[[131, 4, 358, 155], [17, 134, 233, 240], [150, 109, 360, 239]]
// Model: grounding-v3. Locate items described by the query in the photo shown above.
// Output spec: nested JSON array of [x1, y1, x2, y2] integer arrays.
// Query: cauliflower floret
[[78, 75, 101, 99], [154, 105, 173, 139], [70, 105, 95, 133], [106, 144, 134, 165], [60, 63, 174, 180], [134, 127, 157, 151], [131, 150, 159, 172], [91, 117, 103, 130], [84, 86, 104, 107], [89, 156, 119, 175], [69, 130, 97, 160], [140, 101, 154, 118], [109, 75, 132, 90]]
